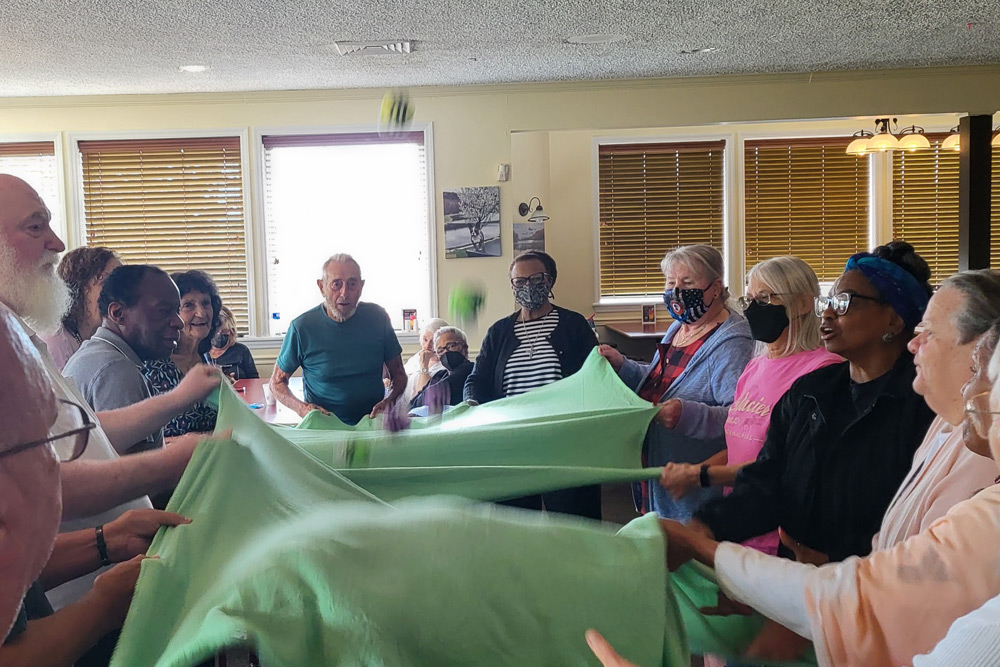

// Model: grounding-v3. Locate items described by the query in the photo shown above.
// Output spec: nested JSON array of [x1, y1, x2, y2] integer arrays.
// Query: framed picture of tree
[[442, 186, 501, 258]]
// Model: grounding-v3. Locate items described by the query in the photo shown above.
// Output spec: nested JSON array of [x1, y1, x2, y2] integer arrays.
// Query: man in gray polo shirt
[[64, 264, 217, 455]]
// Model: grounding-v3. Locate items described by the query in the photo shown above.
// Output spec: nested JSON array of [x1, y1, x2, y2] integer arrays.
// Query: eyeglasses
[[737, 292, 791, 310], [965, 391, 1000, 417], [0, 399, 94, 463], [435, 340, 466, 356], [510, 272, 551, 289], [814, 292, 885, 318]]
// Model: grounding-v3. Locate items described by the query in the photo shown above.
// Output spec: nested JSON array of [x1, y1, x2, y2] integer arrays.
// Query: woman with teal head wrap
[[679, 241, 937, 663]]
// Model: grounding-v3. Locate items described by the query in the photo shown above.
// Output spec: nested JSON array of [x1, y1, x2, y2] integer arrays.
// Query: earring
[[882, 332, 895, 343]]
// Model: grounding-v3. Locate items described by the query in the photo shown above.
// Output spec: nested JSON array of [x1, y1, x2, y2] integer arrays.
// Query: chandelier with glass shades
[[846, 118, 931, 156]]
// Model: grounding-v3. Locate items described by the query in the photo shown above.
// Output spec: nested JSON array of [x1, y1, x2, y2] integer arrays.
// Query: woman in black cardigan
[[463, 250, 599, 518]]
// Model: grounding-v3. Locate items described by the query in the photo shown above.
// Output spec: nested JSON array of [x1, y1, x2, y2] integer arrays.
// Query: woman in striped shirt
[[464, 250, 599, 518]]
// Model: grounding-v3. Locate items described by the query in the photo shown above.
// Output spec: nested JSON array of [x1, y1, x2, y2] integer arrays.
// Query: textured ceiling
[[0, 0, 998, 97]]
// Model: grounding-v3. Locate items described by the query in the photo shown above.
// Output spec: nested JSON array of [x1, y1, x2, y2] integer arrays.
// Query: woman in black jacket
[[464, 250, 599, 518], [693, 241, 937, 562]]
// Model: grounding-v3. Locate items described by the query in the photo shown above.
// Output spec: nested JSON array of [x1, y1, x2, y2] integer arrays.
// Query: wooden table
[[603, 321, 670, 339], [232, 378, 303, 425]]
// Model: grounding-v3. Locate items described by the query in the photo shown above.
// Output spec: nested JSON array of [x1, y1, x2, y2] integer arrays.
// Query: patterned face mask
[[664, 286, 715, 324], [513, 281, 550, 311]]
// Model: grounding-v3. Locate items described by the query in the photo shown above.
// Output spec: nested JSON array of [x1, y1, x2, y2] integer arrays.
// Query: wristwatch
[[699, 464, 712, 488]]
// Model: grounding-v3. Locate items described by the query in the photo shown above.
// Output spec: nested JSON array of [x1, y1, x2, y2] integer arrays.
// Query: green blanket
[[113, 351, 817, 666], [264, 350, 664, 502]]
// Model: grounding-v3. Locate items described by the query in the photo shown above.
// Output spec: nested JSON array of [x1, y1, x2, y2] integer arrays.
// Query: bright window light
[[0, 149, 63, 242], [262, 139, 431, 337]]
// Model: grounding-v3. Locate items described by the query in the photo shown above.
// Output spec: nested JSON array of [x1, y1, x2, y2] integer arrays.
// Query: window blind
[[78, 137, 249, 330], [891, 134, 960, 284], [598, 141, 725, 299], [992, 146, 999, 271], [743, 137, 869, 282]]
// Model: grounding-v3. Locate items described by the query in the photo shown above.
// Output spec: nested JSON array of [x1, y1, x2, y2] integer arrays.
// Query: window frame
[[68, 128, 255, 331], [591, 131, 736, 306], [250, 123, 438, 343], [0, 132, 68, 241], [591, 116, 964, 308]]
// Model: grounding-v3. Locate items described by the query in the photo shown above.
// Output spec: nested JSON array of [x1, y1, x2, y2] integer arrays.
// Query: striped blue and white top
[[501, 310, 562, 397]]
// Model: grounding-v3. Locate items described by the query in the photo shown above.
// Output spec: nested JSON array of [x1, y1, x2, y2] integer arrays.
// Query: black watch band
[[95, 525, 112, 566], [699, 464, 712, 488]]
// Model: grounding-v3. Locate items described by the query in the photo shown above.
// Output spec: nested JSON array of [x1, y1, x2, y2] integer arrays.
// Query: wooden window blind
[[0, 141, 54, 157], [743, 137, 869, 282], [598, 141, 725, 299], [79, 137, 249, 330], [992, 147, 999, 271], [892, 134, 960, 284]]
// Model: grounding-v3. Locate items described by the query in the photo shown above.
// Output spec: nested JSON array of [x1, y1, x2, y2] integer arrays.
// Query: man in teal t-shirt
[[272, 254, 405, 424]]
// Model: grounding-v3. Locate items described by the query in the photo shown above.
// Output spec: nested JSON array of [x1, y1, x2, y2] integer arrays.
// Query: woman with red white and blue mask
[[600, 244, 754, 521]]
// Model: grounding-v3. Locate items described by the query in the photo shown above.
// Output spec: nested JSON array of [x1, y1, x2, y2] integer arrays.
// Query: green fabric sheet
[[671, 563, 818, 666], [113, 351, 816, 666], [262, 350, 664, 502]]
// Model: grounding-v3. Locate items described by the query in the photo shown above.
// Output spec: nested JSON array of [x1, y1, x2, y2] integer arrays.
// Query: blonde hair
[[745, 256, 822, 357], [218, 305, 238, 336], [660, 244, 730, 302]]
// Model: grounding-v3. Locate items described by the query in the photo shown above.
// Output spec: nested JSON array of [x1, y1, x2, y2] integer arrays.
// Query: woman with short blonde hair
[[659, 255, 840, 554]]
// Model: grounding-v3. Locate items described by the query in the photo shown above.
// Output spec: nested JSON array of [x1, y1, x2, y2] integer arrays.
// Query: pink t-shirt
[[723, 346, 843, 554]]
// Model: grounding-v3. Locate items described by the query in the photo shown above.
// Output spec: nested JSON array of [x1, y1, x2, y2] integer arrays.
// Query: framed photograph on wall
[[443, 186, 501, 258], [513, 220, 545, 252]]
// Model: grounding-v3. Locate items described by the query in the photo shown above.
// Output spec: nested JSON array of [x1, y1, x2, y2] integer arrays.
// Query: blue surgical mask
[[664, 287, 715, 324]]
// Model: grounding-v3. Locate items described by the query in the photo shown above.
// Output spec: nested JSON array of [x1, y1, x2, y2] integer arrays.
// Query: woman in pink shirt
[[659, 256, 840, 555]]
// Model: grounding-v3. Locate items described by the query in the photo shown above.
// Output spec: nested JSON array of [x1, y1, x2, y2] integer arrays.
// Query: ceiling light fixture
[[845, 130, 875, 156], [565, 34, 626, 45], [680, 47, 717, 54], [941, 125, 1000, 151], [941, 126, 961, 152], [178, 65, 210, 73], [846, 118, 931, 156]]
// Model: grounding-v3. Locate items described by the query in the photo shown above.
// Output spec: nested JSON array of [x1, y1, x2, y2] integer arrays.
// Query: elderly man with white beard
[[0, 174, 221, 615], [0, 306, 197, 667]]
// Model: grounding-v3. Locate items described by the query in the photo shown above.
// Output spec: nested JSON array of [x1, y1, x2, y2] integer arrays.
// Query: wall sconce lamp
[[518, 197, 549, 223]]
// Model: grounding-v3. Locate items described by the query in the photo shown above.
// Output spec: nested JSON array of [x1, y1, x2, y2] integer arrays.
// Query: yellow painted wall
[[1, 65, 998, 360]]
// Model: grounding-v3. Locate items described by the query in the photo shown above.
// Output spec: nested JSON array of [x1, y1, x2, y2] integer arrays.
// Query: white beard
[[325, 301, 356, 322], [0, 244, 71, 335]]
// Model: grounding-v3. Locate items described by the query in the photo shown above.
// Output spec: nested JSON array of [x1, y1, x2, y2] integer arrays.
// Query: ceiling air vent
[[334, 40, 412, 56]]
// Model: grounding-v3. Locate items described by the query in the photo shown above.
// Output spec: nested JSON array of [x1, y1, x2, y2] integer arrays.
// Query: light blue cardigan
[[617, 310, 754, 521]]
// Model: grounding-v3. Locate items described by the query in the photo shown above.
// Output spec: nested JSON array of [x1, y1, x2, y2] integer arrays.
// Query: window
[[892, 135, 959, 283], [992, 148, 999, 271], [78, 137, 249, 328], [597, 141, 725, 299], [261, 132, 431, 336], [0, 141, 63, 239], [743, 138, 869, 281]]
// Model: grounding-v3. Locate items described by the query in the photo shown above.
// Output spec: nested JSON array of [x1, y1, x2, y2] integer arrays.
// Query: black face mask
[[440, 350, 466, 372], [211, 333, 230, 349], [744, 301, 789, 344]]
